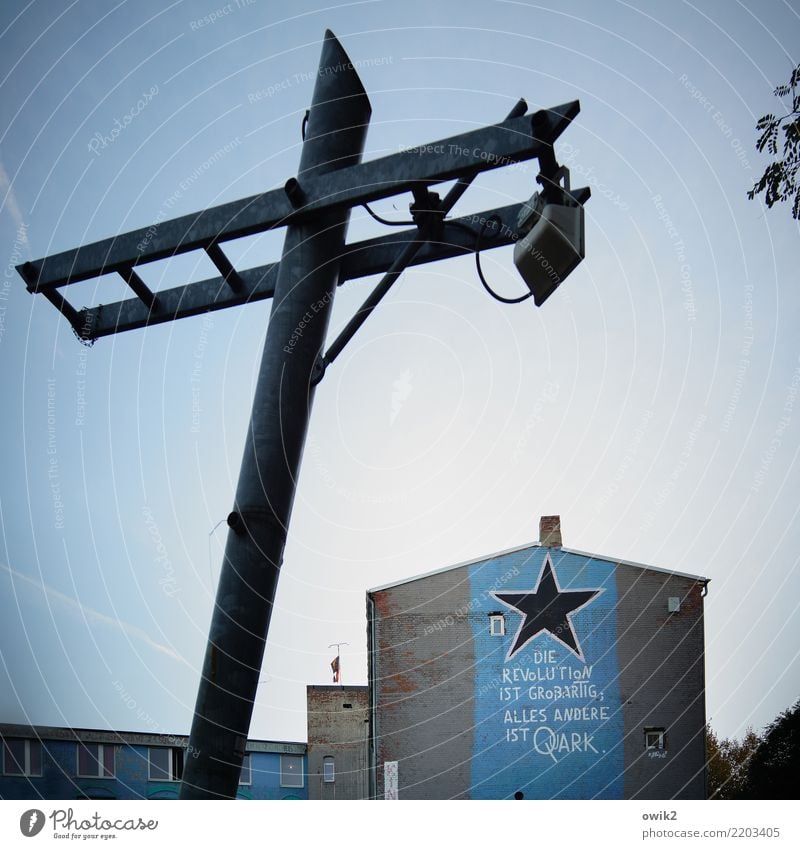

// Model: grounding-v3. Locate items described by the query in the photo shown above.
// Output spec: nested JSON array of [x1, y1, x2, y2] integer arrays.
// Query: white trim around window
[[280, 754, 304, 788], [644, 728, 666, 750]]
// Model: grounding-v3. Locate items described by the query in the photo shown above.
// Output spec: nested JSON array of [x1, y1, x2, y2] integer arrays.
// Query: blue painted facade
[[469, 548, 624, 799], [0, 726, 307, 800]]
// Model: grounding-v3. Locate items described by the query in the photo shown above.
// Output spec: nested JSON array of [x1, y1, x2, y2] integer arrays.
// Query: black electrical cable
[[362, 203, 415, 227], [365, 206, 531, 306], [473, 215, 532, 304]]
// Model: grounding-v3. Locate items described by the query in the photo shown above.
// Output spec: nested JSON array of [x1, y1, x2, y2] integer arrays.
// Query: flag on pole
[[330, 655, 340, 683]]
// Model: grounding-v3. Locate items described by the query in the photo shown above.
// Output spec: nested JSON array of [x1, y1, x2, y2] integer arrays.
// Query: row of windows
[[1, 740, 304, 787], [6, 732, 666, 787]]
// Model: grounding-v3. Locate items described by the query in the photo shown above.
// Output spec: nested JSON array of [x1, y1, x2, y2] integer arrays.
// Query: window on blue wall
[[489, 614, 505, 636], [148, 747, 184, 781], [2, 738, 42, 776], [280, 754, 303, 787], [323, 756, 335, 783], [239, 754, 251, 785], [77, 743, 115, 778]]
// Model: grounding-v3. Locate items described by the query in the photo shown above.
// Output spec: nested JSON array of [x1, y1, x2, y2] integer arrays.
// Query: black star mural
[[492, 555, 603, 662]]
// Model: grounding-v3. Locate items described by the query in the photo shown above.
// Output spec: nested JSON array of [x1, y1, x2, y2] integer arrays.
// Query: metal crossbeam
[[18, 102, 579, 296], [72, 190, 589, 341]]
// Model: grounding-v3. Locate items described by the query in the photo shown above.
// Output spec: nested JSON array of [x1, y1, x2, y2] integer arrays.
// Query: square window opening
[[148, 747, 184, 781], [2, 739, 42, 777], [489, 614, 505, 637], [77, 743, 115, 778], [281, 754, 304, 788]]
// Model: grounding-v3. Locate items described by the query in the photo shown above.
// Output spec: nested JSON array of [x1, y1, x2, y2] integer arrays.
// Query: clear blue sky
[[1, 0, 798, 746]]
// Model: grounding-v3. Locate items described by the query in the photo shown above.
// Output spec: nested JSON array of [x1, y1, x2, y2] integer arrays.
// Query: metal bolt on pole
[[180, 30, 371, 799]]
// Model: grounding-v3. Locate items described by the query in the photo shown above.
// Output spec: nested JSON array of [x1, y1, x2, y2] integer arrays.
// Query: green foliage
[[742, 697, 800, 800], [708, 698, 800, 799], [748, 63, 800, 218], [706, 724, 761, 799]]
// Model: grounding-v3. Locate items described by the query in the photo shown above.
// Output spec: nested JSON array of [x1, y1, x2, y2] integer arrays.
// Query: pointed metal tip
[[509, 98, 528, 119], [316, 28, 371, 112]]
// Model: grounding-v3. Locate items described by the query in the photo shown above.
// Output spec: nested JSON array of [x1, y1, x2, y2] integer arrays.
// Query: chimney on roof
[[539, 515, 562, 548]]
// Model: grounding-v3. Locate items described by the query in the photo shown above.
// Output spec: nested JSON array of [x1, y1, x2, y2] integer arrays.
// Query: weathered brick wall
[[307, 685, 369, 799], [372, 565, 475, 799]]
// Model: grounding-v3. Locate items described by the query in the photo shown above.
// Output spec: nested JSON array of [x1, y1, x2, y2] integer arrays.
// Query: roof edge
[[367, 540, 541, 593], [560, 546, 709, 584], [367, 541, 710, 593], [0, 723, 307, 752]]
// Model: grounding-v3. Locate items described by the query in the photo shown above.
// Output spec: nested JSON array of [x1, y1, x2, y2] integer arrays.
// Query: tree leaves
[[743, 697, 800, 800], [749, 63, 800, 219], [706, 724, 761, 799], [707, 698, 800, 799]]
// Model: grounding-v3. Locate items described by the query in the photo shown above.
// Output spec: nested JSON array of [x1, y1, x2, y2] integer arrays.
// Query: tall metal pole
[[180, 30, 371, 799]]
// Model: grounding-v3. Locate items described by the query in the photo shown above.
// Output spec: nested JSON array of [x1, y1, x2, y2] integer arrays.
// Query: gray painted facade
[[615, 564, 707, 799]]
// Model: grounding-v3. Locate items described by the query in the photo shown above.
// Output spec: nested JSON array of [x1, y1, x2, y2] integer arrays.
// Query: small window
[[239, 754, 251, 786], [148, 747, 184, 781], [342, 703, 353, 709], [280, 754, 304, 788], [77, 742, 115, 778], [644, 728, 666, 750], [323, 756, 335, 783], [668, 597, 681, 613], [489, 614, 505, 637], [2, 738, 43, 776]]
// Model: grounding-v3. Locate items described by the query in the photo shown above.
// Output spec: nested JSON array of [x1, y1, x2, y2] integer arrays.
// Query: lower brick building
[[367, 516, 709, 799], [306, 685, 369, 799], [0, 724, 307, 800]]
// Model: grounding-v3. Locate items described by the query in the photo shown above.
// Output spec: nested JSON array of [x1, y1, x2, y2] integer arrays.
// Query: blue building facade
[[467, 547, 626, 799], [0, 725, 307, 800]]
